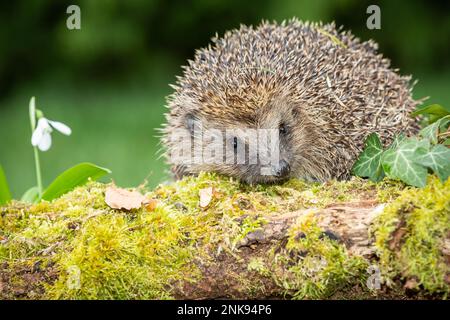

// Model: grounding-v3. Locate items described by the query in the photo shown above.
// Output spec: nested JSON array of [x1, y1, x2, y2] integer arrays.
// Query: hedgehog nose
[[274, 160, 290, 178]]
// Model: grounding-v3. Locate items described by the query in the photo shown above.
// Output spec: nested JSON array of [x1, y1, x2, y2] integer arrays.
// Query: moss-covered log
[[0, 173, 448, 299]]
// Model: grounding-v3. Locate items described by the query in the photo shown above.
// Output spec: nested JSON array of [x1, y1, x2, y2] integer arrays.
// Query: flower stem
[[29, 97, 43, 197], [33, 146, 43, 197]]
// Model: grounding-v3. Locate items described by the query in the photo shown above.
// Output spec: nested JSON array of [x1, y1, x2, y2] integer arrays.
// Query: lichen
[[1, 172, 447, 299], [373, 176, 450, 296]]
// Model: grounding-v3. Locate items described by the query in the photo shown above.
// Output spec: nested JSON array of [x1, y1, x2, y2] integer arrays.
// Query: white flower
[[31, 117, 72, 151]]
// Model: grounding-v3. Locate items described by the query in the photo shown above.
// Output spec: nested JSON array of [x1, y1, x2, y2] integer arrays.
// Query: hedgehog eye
[[232, 137, 238, 150], [279, 123, 288, 135]]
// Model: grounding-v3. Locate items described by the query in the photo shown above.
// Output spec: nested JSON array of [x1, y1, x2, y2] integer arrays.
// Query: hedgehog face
[[173, 96, 327, 184], [249, 96, 325, 184]]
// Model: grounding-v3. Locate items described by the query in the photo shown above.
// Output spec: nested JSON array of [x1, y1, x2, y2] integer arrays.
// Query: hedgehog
[[161, 19, 420, 184]]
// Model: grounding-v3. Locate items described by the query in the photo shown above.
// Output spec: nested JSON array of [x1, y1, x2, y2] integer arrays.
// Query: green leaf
[[381, 138, 430, 187], [411, 104, 450, 123], [21, 186, 39, 203], [388, 133, 406, 150], [415, 144, 450, 183], [438, 117, 450, 132], [41, 162, 111, 201], [0, 165, 12, 205], [444, 138, 450, 146], [419, 115, 450, 144], [352, 133, 385, 182]]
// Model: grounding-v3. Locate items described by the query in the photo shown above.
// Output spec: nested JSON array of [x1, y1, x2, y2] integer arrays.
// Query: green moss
[[1, 172, 446, 299], [0, 173, 279, 299], [375, 179, 408, 203], [270, 212, 368, 299], [247, 257, 271, 277], [47, 209, 201, 299], [1, 182, 204, 299], [252, 176, 385, 211], [373, 176, 450, 296]]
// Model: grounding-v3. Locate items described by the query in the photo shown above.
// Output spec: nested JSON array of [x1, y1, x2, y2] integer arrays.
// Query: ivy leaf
[[411, 104, 450, 124], [415, 144, 450, 183], [381, 138, 430, 187], [439, 117, 450, 132], [351, 133, 384, 182], [388, 133, 406, 150], [419, 115, 450, 144]]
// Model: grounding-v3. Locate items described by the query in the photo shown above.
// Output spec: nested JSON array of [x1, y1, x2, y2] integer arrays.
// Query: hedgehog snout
[[273, 159, 290, 178]]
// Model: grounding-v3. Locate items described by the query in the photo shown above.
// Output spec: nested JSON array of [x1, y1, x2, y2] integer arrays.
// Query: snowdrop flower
[[31, 117, 72, 151]]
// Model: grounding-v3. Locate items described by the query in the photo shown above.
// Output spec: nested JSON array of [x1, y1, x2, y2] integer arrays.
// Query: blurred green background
[[1, 0, 449, 197]]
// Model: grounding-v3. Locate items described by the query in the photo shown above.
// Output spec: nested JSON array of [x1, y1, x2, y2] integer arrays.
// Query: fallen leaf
[[234, 196, 253, 210], [388, 218, 407, 251], [404, 278, 419, 290], [199, 187, 214, 208], [105, 185, 145, 210], [144, 199, 159, 212]]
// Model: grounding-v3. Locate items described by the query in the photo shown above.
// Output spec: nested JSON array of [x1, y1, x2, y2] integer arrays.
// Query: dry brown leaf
[[105, 185, 145, 210], [404, 278, 419, 290], [388, 220, 407, 251], [199, 187, 214, 208], [144, 199, 159, 212]]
